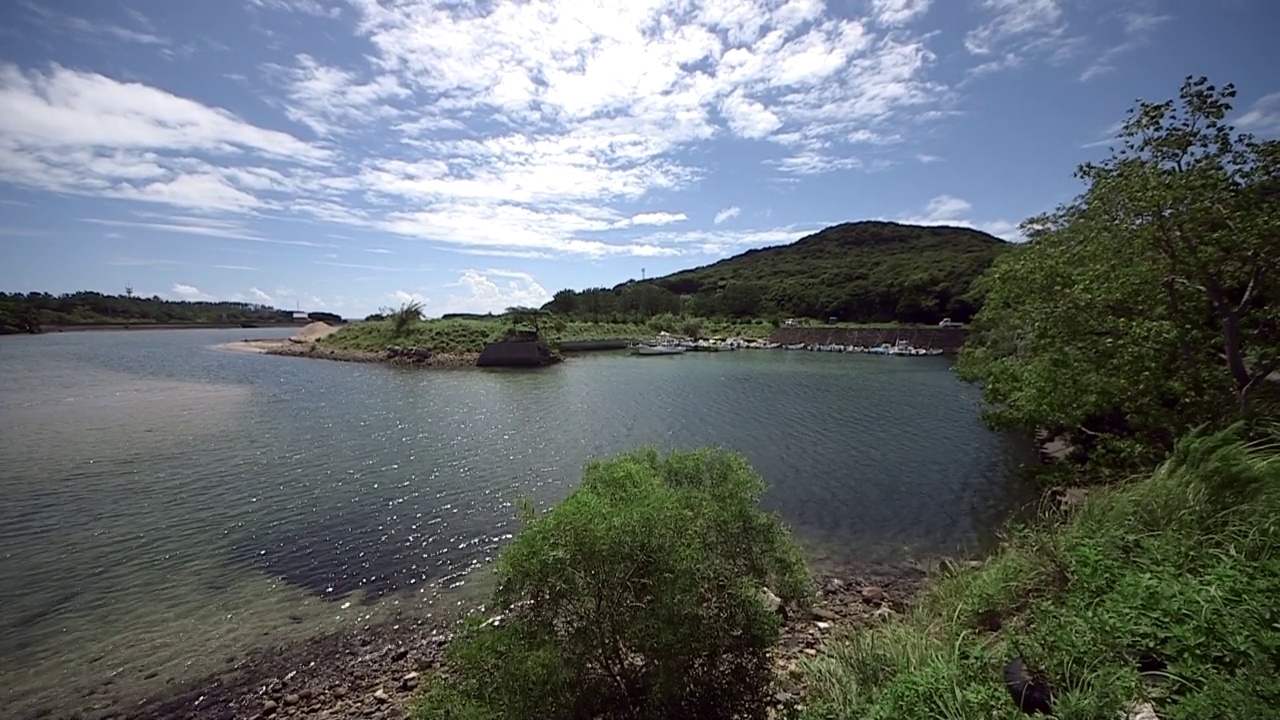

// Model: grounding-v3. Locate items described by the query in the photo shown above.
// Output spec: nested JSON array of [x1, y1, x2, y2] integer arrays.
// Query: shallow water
[[0, 328, 1036, 716]]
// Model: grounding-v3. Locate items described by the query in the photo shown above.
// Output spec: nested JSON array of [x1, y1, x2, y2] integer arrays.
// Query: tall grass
[[800, 427, 1280, 719]]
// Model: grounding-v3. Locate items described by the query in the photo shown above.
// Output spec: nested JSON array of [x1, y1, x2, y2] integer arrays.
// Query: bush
[[415, 448, 812, 720], [799, 427, 1280, 719]]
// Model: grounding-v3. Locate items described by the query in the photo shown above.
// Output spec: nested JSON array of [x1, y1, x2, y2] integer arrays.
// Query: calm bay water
[[0, 328, 1036, 716]]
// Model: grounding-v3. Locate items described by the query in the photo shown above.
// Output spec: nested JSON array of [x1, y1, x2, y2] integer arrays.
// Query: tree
[[415, 448, 811, 720], [958, 77, 1280, 468]]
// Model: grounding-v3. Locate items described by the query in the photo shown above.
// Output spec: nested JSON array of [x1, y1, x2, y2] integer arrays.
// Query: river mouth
[[0, 329, 1037, 718]]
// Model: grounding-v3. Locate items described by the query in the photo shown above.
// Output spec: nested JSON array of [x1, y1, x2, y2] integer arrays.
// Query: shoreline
[[78, 562, 931, 720]]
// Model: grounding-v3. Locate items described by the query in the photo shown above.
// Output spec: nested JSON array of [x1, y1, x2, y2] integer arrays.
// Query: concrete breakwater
[[769, 326, 969, 354]]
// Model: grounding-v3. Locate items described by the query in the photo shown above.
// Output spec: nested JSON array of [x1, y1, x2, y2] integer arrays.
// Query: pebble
[[261, 699, 278, 715], [802, 648, 817, 656], [332, 686, 349, 699], [373, 688, 390, 703], [282, 693, 299, 706], [814, 621, 832, 630], [860, 586, 885, 604]]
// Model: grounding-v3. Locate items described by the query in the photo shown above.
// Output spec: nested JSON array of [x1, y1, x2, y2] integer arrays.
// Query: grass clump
[[414, 447, 812, 720], [800, 427, 1280, 720]]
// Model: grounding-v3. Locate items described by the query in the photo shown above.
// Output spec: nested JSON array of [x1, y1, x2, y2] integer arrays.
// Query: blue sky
[[1, 0, 1277, 318]]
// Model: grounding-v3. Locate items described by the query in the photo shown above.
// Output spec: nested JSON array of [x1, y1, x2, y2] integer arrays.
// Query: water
[[0, 329, 1036, 717]]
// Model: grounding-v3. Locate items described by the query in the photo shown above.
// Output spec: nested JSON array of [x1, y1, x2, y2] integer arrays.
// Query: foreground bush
[[801, 428, 1280, 719], [415, 448, 812, 720]]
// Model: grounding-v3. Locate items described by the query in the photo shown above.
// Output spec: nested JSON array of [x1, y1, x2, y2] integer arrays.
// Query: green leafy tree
[[415, 448, 811, 720], [959, 77, 1280, 468]]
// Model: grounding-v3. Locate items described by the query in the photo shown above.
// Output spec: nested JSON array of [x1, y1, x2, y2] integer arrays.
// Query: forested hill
[[545, 221, 1012, 325], [0, 291, 315, 333]]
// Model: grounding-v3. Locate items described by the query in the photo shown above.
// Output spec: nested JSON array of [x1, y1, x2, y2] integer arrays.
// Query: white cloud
[[215, 265, 259, 271], [249, 287, 274, 303], [721, 91, 783, 139], [899, 194, 1021, 241], [869, 0, 932, 27], [0, 0, 961, 260], [1237, 92, 1280, 137], [438, 269, 552, 315], [964, 0, 1065, 56], [713, 206, 741, 224], [366, 247, 392, 254], [623, 212, 688, 227], [247, 0, 341, 18], [390, 289, 430, 306], [169, 283, 212, 301], [265, 54, 409, 135], [1078, 11, 1170, 82], [0, 64, 330, 213], [915, 153, 942, 163], [20, 4, 169, 46]]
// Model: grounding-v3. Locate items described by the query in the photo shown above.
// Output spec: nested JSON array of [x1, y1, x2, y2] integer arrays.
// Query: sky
[[0, 0, 1277, 318]]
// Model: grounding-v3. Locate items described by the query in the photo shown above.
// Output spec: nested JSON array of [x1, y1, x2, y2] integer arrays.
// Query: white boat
[[633, 344, 686, 356]]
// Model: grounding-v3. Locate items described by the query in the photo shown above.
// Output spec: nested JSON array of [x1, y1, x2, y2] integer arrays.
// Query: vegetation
[[799, 428, 1280, 719], [958, 77, 1280, 471], [544, 222, 1009, 325], [414, 448, 811, 720], [0, 290, 298, 333], [320, 311, 779, 354]]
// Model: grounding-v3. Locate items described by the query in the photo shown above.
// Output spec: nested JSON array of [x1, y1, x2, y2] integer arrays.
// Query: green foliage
[[545, 222, 1008, 325], [958, 77, 1280, 470], [323, 316, 775, 354], [386, 301, 424, 338], [800, 428, 1280, 719], [0, 290, 291, 330], [414, 448, 812, 720]]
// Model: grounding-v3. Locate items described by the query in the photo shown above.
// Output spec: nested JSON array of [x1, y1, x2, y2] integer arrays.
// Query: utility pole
[[641, 267, 646, 281]]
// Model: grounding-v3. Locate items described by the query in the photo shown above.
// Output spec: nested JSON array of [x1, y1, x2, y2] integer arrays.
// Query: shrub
[[799, 427, 1280, 719], [415, 447, 812, 720]]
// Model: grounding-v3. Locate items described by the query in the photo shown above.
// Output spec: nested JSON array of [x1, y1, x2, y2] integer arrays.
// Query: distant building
[[292, 312, 309, 321]]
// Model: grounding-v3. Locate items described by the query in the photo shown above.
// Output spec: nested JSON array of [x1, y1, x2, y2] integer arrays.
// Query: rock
[[1129, 701, 1159, 720], [373, 688, 390, 703], [401, 671, 419, 690], [802, 648, 817, 656], [860, 586, 885, 604], [872, 606, 896, 621], [298, 688, 313, 700], [1003, 658, 1053, 715], [761, 587, 783, 614], [390, 647, 409, 662], [282, 693, 300, 706], [332, 686, 349, 699], [262, 699, 279, 715], [811, 606, 839, 621], [814, 621, 832, 630]]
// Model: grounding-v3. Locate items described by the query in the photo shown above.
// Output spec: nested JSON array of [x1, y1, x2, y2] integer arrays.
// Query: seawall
[[769, 326, 970, 353]]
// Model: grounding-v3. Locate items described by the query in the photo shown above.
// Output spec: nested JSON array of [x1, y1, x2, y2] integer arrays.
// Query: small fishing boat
[[633, 344, 686, 355]]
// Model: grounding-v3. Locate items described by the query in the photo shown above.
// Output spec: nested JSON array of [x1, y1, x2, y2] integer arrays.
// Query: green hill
[[545, 221, 1013, 325]]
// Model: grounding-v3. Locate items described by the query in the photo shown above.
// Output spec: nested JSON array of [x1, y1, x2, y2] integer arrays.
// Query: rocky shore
[[98, 563, 931, 720]]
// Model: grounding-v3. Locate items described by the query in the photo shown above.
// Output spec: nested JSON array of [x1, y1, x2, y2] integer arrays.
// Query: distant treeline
[[0, 291, 306, 334], [542, 222, 1009, 325]]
